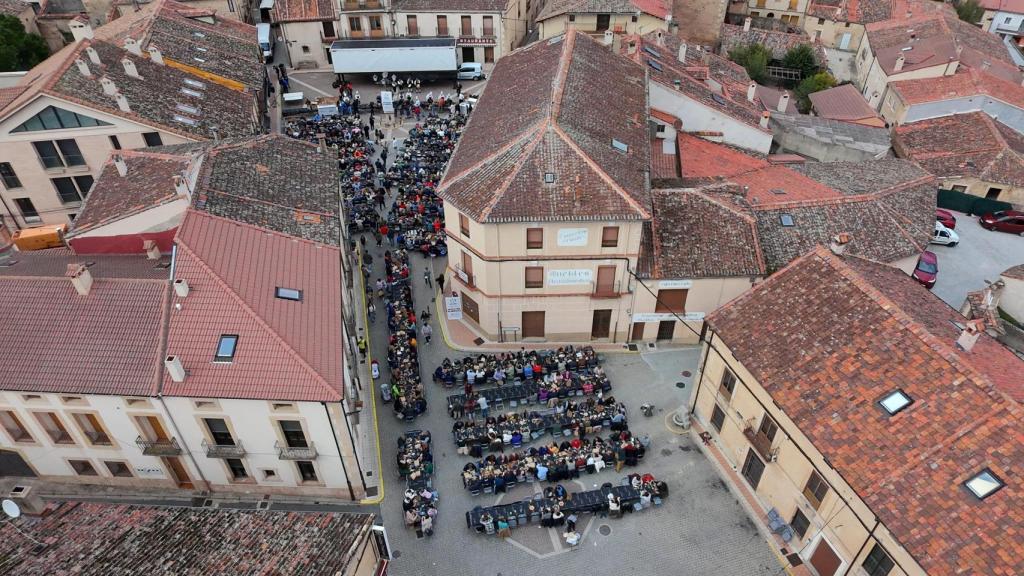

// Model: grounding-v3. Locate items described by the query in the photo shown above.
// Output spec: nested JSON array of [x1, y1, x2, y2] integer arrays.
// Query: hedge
[[937, 189, 1013, 216]]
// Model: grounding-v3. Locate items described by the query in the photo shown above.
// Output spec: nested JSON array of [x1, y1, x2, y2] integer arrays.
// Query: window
[[72, 413, 111, 445], [802, 471, 829, 509], [35, 412, 74, 444], [719, 369, 737, 399], [818, 17, 824, 24], [214, 334, 239, 362], [52, 175, 93, 203], [483, 15, 493, 35], [569, 14, 575, 22], [757, 414, 778, 442], [349, 17, 362, 31], [459, 213, 470, 237], [879, 389, 912, 415], [69, 459, 98, 476], [369, 16, 382, 30], [0, 411, 33, 442], [302, 45, 310, 54], [14, 198, 39, 222], [275, 287, 303, 301], [780, 214, 795, 227], [741, 449, 765, 489], [525, 266, 544, 288], [526, 228, 543, 249], [710, 404, 726, 431], [437, 15, 448, 35], [226, 458, 248, 480], [280, 420, 308, 448], [407, 15, 418, 35], [104, 461, 133, 477], [655, 124, 665, 134], [322, 20, 335, 38], [143, 132, 163, 147], [862, 543, 895, 576], [631, 14, 637, 22], [0, 162, 22, 189], [297, 460, 318, 482], [791, 508, 810, 539], [965, 468, 1004, 499], [11, 106, 111, 132], [601, 226, 619, 248], [655, 289, 687, 314], [543, 172, 555, 184], [68, 213, 77, 222], [262, 468, 278, 480], [34, 139, 85, 168], [461, 15, 471, 36], [611, 139, 628, 153], [205, 418, 235, 445]]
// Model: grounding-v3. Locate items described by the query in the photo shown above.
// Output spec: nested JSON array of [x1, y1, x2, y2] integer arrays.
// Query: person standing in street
[[368, 301, 376, 323], [424, 267, 432, 287], [422, 323, 432, 344], [436, 273, 445, 293], [357, 336, 367, 362]]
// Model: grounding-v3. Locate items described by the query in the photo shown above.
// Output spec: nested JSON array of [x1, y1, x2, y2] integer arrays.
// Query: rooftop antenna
[[1, 499, 45, 548]]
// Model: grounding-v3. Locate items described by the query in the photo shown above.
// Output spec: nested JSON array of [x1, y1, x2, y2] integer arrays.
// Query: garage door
[[808, 537, 842, 576], [522, 311, 545, 338]]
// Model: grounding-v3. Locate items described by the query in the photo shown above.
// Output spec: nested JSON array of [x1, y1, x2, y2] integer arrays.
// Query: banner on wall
[[547, 269, 593, 286], [445, 295, 463, 320], [556, 228, 588, 247]]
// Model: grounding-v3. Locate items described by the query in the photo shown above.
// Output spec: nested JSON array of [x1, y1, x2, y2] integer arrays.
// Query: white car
[[931, 221, 959, 246]]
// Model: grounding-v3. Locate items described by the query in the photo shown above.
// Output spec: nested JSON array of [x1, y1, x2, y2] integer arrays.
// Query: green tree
[[955, 0, 984, 23], [728, 43, 772, 84], [0, 15, 49, 72], [782, 44, 819, 79], [794, 72, 837, 113]]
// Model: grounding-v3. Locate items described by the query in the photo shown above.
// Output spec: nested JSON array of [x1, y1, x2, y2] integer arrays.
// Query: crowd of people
[[435, 347, 602, 387], [399, 430, 438, 537], [383, 248, 427, 421]]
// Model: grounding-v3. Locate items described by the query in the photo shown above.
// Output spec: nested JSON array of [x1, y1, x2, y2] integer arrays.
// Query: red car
[[911, 251, 938, 289], [979, 210, 1024, 236], [935, 208, 956, 229]]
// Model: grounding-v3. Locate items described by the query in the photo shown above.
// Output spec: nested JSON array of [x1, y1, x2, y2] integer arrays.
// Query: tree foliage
[[955, 0, 984, 24], [782, 44, 819, 78], [0, 15, 49, 73], [795, 72, 837, 113], [728, 43, 772, 84]]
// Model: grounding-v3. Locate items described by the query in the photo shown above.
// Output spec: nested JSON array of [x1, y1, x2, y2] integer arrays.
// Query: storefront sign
[[445, 295, 463, 320], [557, 228, 588, 247], [658, 280, 693, 289], [380, 90, 394, 114], [631, 312, 705, 323], [134, 466, 164, 478], [457, 37, 496, 46], [547, 269, 593, 286]]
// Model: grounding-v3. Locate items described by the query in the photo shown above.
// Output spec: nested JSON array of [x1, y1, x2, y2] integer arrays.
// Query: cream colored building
[[535, 0, 672, 41], [691, 246, 1024, 576], [271, 0, 339, 69], [746, 0, 808, 26]]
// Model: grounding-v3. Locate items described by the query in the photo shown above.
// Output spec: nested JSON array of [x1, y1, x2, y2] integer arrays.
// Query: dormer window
[[544, 172, 555, 184], [275, 287, 302, 301], [214, 335, 238, 362], [879, 389, 912, 415], [965, 468, 1004, 500]]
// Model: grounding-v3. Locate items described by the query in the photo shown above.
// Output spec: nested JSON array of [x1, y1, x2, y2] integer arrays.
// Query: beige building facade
[[746, 0, 809, 26], [537, 12, 668, 40], [393, 8, 524, 62]]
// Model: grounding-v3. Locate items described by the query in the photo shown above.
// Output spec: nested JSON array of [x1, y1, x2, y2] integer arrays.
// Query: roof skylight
[[543, 172, 555, 184], [214, 334, 238, 362], [965, 469, 1004, 500], [611, 139, 628, 153], [275, 287, 303, 301], [646, 59, 663, 72], [879, 389, 913, 415], [184, 78, 207, 89], [780, 214, 794, 227]]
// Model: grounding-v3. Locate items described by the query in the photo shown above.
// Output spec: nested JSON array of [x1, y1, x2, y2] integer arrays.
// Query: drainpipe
[[157, 394, 213, 492], [324, 402, 356, 500]]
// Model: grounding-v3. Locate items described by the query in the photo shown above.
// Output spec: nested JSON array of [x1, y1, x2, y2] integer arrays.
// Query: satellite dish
[[2, 499, 21, 519]]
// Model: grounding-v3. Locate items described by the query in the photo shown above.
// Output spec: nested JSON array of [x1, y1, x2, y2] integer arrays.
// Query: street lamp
[[672, 370, 692, 428]]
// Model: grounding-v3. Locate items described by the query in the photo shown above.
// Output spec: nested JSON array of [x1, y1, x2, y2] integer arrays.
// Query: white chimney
[[759, 111, 770, 129], [173, 278, 190, 297], [777, 92, 790, 112], [147, 46, 164, 65], [164, 355, 186, 382], [143, 239, 160, 260], [75, 58, 91, 77], [678, 42, 687, 63], [656, 30, 664, 46], [123, 38, 142, 56], [100, 76, 117, 95], [747, 81, 756, 102], [173, 174, 189, 196], [122, 57, 140, 79], [86, 46, 101, 65], [743, 17, 752, 32], [956, 320, 984, 352], [829, 232, 852, 255], [66, 264, 93, 296], [115, 92, 131, 112], [894, 53, 905, 72], [113, 154, 127, 176], [69, 18, 94, 42], [602, 30, 613, 45]]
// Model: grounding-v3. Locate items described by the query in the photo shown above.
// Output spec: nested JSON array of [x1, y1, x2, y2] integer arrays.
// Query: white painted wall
[[900, 97, 1024, 134], [72, 197, 189, 237], [649, 82, 772, 154]]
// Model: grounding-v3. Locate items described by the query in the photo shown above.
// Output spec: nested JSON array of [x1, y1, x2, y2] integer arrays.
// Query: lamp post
[[672, 370, 692, 428]]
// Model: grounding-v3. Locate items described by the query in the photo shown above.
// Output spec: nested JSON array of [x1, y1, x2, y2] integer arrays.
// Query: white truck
[[330, 38, 458, 79], [257, 23, 273, 62]]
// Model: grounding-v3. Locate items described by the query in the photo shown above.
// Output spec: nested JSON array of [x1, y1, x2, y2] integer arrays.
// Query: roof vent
[[173, 278, 190, 297], [143, 239, 160, 260], [123, 37, 142, 56], [100, 76, 117, 96], [543, 172, 555, 184], [829, 232, 852, 254], [66, 263, 93, 296], [75, 58, 91, 78], [164, 355, 186, 382], [113, 153, 127, 176], [115, 92, 130, 113], [148, 46, 164, 65], [173, 174, 189, 197]]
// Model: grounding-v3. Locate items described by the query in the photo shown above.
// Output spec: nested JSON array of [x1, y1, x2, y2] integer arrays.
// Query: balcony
[[592, 279, 621, 298], [454, 265, 474, 287], [276, 440, 317, 460], [202, 439, 246, 458], [742, 425, 774, 461], [136, 436, 182, 456]]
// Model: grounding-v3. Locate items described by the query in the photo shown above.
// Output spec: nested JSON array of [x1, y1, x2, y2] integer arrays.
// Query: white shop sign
[[631, 312, 706, 322], [380, 90, 394, 113], [134, 466, 165, 478], [547, 269, 593, 286], [455, 267, 469, 284], [445, 295, 463, 320], [658, 280, 693, 289], [557, 228, 589, 247]]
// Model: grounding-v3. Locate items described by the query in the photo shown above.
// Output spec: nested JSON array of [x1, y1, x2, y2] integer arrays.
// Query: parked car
[[931, 222, 959, 246], [911, 251, 938, 289], [935, 208, 956, 229], [457, 63, 485, 81], [979, 210, 1024, 236]]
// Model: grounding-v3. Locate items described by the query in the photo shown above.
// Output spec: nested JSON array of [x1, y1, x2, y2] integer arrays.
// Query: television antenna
[[1, 499, 45, 547]]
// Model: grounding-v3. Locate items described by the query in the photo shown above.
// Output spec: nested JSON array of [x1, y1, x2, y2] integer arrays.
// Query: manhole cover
[[681, 370, 692, 378], [598, 524, 612, 536], [393, 550, 401, 559], [675, 382, 686, 388]]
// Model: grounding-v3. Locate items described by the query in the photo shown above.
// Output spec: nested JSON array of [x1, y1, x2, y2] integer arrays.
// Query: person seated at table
[[640, 489, 652, 508], [524, 363, 534, 380], [551, 507, 564, 527], [608, 494, 622, 518], [497, 517, 511, 538], [536, 462, 549, 482], [493, 367, 505, 385], [554, 484, 567, 499], [511, 431, 523, 446], [479, 512, 494, 534]]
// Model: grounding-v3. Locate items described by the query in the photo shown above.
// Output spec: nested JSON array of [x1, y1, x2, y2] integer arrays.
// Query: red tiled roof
[[650, 139, 679, 179], [808, 83, 881, 123], [439, 32, 651, 223], [163, 210, 344, 401], [1003, 264, 1024, 280], [708, 246, 1024, 576], [271, 0, 336, 22], [889, 67, 1024, 111], [677, 132, 767, 181], [979, 0, 1024, 10], [0, 251, 170, 396]]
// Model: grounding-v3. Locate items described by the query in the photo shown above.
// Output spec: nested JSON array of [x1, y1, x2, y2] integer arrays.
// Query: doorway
[[631, 322, 645, 341], [986, 187, 1003, 200], [163, 457, 194, 489], [808, 537, 843, 576], [657, 320, 675, 340], [136, 415, 169, 441], [596, 14, 610, 31], [741, 449, 765, 490], [591, 309, 612, 339], [522, 311, 545, 338], [461, 47, 475, 63]]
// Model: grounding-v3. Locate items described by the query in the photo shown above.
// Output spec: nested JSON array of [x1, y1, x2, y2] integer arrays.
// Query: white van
[[257, 23, 273, 62], [457, 62, 485, 81]]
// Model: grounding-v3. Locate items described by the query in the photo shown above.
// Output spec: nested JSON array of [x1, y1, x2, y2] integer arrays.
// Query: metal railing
[[136, 436, 182, 456], [202, 438, 246, 458], [275, 440, 317, 460]]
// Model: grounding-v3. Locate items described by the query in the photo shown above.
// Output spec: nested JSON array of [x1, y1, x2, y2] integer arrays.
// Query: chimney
[[743, 17, 752, 32], [123, 37, 142, 56], [894, 53, 905, 72], [980, 61, 991, 71], [656, 29, 664, 46], [121, 57, 140, 79], [164, 355, 186, 382], [100, 76, 117, 96], [173, 174, 189, 196], [759, 111, 770, 129], [945, 59, 959, 76], [69, 17, 94, 42], [747, 81, 756, 102], [66, 264, 93, 296], [75, 58, 91, 77], [956, 319, 984, 352], [115, 92, 131, 112], [603, 30, 613, 46], [147, 46, 164, 65], [678, 42, 687, 63], [143, 239, 160, 260], [173, 278, 190, 297], [113, 153, 127, 176], [86, 46, 101, 65], [777, 92, 790, 112], [829, 232, 852, 255]]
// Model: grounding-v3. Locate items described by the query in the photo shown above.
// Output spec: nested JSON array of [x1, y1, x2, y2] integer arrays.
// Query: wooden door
[[595, 266, 615, 295], [591, 310, 612, 339], [657, 320, 675, 340], [808, 537, 842, 576], [461, 291, 480, 323], [631, 322, 645, 341], [163, 457, 194, 489], [522, 311, 545, 338]]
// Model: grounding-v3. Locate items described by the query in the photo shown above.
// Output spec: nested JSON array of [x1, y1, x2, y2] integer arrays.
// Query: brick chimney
[[75, 58, 91, 77], [743, 17, 752, 32], [143, 239, 161, 260], [894, 53, 905, 72], [113, 154, 127, 176], [66, 263, 93, 296], [777, 92, 790, 112], [747, 81, 756, 102], [147, 46, 164, 65], [122, 57, 141, 79], [956, 319, 985, 352], [829, 232, 852, 255]]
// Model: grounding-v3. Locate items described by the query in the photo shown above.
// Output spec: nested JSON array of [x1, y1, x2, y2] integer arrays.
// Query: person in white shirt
[[477, 395, 489, 417]]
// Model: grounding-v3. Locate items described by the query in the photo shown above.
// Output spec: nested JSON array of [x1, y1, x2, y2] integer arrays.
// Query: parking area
[[928, 209, 1024, 309]]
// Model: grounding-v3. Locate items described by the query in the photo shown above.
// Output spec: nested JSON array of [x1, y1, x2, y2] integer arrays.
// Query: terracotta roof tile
[[708, 247, 1024, 576], [890, 68, 1024, 111], [271, 0, 336, 22], [0, 0, 30, 16], [1003, 264, 1024, 280], [808, 83, 882, 123], [537, 0, 669, 20], [392, 0, 507, 11]]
